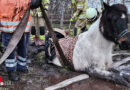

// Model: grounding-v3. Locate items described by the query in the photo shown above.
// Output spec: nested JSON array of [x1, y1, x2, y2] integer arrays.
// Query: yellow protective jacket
[[0, 0, 32, 33], [72, 0, 88, 20], [31, 0, 50, 17], [43, 0, 50, 10]]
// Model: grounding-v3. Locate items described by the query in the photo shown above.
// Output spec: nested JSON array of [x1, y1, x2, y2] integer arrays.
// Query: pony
[[45, 3, 130, 86]]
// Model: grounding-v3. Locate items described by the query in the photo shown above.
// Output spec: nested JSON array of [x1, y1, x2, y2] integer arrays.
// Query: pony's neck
[[86, 15, 115, 51]]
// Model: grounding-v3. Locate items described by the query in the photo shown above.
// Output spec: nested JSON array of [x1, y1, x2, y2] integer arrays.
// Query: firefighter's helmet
[[86, 8, 98, 21]]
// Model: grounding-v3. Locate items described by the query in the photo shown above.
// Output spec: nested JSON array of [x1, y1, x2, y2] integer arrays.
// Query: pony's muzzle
[[119, 32, 130, 50]]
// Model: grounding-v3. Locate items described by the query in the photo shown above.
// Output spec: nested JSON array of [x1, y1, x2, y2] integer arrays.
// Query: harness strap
[[117, 29, 129, 41], [40, 4, 74, 70]]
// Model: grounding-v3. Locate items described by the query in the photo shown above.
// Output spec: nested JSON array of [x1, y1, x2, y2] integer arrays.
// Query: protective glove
[[70, 18, 74, 22], [30, 0, 42, 9]]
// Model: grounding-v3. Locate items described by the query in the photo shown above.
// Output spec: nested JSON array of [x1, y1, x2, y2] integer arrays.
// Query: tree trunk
[[60, 1, 65, 28]]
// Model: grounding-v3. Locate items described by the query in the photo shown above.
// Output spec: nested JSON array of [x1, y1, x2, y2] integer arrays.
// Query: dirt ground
[[0, 45, 130, 90], [1, 63, 129, 90]]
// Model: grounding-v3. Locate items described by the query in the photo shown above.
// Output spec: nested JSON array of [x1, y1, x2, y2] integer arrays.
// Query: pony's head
[[100, 3, 130, 50]]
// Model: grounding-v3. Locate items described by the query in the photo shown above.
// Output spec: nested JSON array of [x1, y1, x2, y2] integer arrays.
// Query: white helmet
[[86, 8, 98, 19]]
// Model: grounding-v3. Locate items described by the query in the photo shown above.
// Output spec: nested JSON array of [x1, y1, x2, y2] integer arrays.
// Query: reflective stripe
[[25, 27, 31, 32], [0, 27, 31, 32], [5, 62, 17, 68], [18, 56, 26, 62], [0, 21, 20, 26], [40, 36, 45, 40], [0, 21, 31, 26], [27, 22, 32, 26], [78, 15, 86, 19], [17, 61, 26, 66], [25, 22, 31, 32], [0, 27, 16, 31], [77, 4, 84, 9], [17, 56, 27, 66], [5, 59, 16, 63], [0, 22, 31, 32], [77, 5, 83, 7]]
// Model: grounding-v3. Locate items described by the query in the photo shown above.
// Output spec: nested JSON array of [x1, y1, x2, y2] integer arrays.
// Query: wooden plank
[[45, 74, 89, 90]]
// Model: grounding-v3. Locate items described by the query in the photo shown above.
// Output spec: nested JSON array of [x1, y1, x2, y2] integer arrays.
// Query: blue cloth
[[25, 32, 30, 46], [1, 32, 28, 71]]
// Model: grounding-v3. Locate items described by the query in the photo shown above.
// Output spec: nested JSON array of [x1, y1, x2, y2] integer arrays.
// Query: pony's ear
[[103, 2, 110, 10]]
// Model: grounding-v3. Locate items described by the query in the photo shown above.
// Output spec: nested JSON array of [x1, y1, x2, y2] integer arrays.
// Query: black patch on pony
[[45, 31, 65, 63], [99, 3, 128, 43]]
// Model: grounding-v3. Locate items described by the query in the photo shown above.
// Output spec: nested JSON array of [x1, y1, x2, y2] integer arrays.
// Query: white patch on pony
[[121, 13, 126, 19], [52, 57, 62, 67], [73, 15, 115, 71], [100, 26, 104, 33]]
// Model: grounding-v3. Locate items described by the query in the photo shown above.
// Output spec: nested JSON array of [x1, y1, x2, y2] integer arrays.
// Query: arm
[[71, 0, 84, 21], [43, 0, 50, 11]]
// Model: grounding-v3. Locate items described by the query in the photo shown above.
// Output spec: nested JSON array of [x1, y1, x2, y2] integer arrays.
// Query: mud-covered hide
[[110, 54, 130, 82]]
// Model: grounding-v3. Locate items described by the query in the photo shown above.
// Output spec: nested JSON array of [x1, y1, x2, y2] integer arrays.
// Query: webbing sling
[[0, 8, 30, 65], [40, 4, 74, 70]]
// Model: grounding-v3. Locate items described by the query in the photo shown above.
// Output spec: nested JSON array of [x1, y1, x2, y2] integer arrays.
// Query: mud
[[0, 46, 130, 90]]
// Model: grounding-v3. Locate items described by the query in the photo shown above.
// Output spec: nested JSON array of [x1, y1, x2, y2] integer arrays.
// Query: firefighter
[[70, 0, 88, 36], [86, 8, 98, 29], [0, 0, 42, 81], [30, 0, 50, 45]]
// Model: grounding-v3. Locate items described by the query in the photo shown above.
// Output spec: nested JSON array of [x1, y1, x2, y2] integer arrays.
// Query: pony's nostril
[[118, 37, 127, 44]]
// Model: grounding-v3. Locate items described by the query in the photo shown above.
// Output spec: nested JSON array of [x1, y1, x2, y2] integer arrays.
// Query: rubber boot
[[40, 26, 45, 35], [31, 26, 36, 35], [8, 71, 19, 81], [74, 28, 77, 36]]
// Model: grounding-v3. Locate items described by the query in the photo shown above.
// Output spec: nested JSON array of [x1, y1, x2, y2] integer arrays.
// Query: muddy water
[[1, 64, 129, 90]]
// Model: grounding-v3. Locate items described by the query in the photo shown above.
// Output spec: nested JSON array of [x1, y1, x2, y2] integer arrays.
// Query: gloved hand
[[70, 18, 74, 22], [30, 0, 42, 9], [44, 8, 48, 11]]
